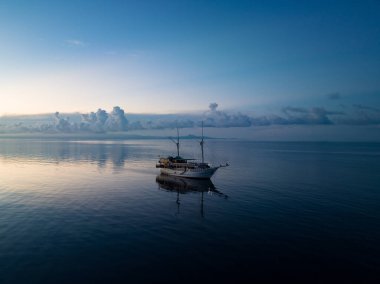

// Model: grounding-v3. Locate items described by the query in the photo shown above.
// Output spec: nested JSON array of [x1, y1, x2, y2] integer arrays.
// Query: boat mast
[[170, 127, 180, 157], [176, 127, 180, 157], [200, 121, 204, 163]]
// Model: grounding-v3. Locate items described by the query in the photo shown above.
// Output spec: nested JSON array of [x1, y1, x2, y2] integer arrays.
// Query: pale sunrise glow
[[0, 1, 379, 139]]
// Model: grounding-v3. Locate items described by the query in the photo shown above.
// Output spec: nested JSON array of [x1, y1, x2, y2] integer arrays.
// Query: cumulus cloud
[[105, 106, 129, 131], [20, 107, 129, 133], [81, 109, 109, 132], [1, 103, 379, 134], [247, 107, 344, 126], [209, 103, 218, 111], [126, 103, 252, 129], [203, 108, 252, 128], [80, 107, 128, 132], [281, 106, 343, 125], [54, 112, 77, 132]]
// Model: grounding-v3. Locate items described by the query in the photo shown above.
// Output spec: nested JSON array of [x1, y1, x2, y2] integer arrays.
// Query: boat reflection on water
[[155, 174, 227, 217]]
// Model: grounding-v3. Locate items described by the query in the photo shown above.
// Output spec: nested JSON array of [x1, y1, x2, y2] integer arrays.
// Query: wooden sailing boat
[[156, 122, 228, 179]]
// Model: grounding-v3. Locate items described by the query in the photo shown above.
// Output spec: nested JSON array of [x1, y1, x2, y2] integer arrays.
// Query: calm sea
[[0, 139, 379, 283]]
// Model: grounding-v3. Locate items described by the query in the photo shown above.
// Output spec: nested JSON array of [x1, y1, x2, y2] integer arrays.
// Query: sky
[[0, 0, 380, 140]]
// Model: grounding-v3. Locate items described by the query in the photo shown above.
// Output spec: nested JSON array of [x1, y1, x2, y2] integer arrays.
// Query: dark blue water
[[0, 139, 379, 283]]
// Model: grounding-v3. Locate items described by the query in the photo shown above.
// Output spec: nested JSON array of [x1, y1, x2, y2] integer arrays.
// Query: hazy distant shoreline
[[1, 133, 380, 144], [0, 133, 216, 141]]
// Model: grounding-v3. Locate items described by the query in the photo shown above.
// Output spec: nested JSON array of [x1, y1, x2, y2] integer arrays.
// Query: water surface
[[0, 139, 379, 283]]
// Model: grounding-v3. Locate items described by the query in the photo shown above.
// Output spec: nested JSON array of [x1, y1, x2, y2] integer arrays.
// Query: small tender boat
[[156, 123, 228, 179]]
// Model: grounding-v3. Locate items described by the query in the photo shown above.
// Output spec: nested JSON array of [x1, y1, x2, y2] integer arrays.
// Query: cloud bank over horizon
[[0, 103, 379, 136]]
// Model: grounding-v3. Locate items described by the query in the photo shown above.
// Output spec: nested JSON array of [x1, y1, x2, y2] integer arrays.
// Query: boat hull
[[160, 166, 219, 179]]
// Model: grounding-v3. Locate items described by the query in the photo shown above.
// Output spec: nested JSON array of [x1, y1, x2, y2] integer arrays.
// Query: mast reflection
[[155, 174, 227, 217]]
